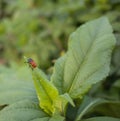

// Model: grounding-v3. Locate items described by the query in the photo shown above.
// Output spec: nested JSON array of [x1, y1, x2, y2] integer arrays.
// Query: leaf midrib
[[67, 24, 99, 93], [36, 77, 53, 104]]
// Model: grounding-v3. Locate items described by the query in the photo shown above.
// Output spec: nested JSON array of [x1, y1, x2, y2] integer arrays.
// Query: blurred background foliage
[[0, 0, 120, 99], [0, 0, 120, 120], [0, 0, 120, 69]]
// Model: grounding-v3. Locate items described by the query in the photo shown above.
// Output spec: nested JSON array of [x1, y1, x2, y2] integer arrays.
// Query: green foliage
[[0, 17, 117, 121], [24, 56, 74, 116], [0, 0, 120, 70], [51, 17, 116, 99], [0, 1, 120, 120], [0, 100, 49, 121], [0, 66, 37, 105], [0, 100, 64, 121], [75, 96, 120, 121], [32, 67, 59, 115]]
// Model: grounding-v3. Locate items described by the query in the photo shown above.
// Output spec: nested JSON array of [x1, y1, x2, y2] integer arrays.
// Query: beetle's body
[[27, 58, 37, 69]]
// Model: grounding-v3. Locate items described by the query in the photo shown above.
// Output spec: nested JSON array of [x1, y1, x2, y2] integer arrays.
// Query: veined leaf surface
[[0, 66, 38, 105], [32, 68, 59, 115], [0, 100, 64, 121], [51, 17, 116, 99]]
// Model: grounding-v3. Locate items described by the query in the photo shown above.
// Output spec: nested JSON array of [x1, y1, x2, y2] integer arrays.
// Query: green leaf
[[75, 96, 120, 121], [81, 117, 120, 121], [51, 55, 66, 94], [0, 100, 49, 121], [0, 100, 64, 121], [75, 96, 106, 121], [60, 93, 75, 107], [55, 93, 75, 116], [91, 101, 120, 118], [0, 66, 38, 105], [51, 17, 116, 99], [32, 68, 59, 115]]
